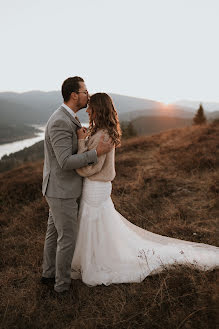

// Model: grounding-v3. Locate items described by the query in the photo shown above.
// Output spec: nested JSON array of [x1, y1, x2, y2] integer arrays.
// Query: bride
[[71, 93, 219, 286]]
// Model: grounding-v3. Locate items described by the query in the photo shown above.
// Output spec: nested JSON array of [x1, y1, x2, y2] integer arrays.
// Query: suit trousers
[[42, 196, 79, 292]]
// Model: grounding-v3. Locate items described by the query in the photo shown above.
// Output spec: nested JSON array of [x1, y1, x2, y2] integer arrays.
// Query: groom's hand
[[96, 135, 114, 156], [77, 127, 88, 139]]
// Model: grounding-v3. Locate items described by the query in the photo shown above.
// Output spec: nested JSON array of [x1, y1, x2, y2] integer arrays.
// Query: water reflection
[[0, 126, 45, 160], [0, 123, 89, 160]]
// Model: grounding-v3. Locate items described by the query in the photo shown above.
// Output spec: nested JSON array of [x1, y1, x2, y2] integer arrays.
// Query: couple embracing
[[41, 76, 219, 294]]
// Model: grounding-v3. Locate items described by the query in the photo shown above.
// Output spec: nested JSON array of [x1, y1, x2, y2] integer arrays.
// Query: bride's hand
[[96, 135, 114, 156], [77, 127, 88, 139]]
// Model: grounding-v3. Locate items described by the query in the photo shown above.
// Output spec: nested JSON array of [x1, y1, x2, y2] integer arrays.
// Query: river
[[0, 123, 88, 160]]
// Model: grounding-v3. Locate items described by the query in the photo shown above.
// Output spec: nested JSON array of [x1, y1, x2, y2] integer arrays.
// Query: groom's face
[[77, 82, 89, 110]]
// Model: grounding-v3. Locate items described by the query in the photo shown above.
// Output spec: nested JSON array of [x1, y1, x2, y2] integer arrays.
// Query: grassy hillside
[[0, 123, 218, 329]]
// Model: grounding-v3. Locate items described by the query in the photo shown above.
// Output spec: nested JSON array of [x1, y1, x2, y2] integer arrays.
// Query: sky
[[0, 0, 218, 104]]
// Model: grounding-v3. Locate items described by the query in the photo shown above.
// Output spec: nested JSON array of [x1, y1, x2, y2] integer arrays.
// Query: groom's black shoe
[[54, 290, 69, 297], [40, 276, 55, 285], [48, 289, 70, 299]]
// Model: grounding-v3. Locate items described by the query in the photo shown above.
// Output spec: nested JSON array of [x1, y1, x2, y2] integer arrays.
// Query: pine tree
[[121, 121, 137, 138], [126, 122, 137, 137], [193, 103, 207, 125]]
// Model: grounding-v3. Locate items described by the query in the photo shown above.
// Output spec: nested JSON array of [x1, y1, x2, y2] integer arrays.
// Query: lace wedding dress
[[71, 178, 219, 286]]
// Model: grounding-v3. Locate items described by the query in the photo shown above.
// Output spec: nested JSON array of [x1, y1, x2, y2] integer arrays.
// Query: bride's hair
[[88, 93, 122, 147]]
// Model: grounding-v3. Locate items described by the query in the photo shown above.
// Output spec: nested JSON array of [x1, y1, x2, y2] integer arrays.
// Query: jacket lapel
[[60, 106, 82, 128]]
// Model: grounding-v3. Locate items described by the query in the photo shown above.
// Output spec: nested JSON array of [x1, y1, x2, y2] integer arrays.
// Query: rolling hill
[[0, 90, 206, 126], [132, 116, 192, 135], [0, 122, 218, 329]]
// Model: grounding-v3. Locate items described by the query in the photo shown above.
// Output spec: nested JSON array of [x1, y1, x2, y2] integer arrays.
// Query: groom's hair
[[62, 76, 84, 102]]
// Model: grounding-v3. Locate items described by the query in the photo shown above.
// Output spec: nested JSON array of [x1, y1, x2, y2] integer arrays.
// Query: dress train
[[71, 179, 219, 286]]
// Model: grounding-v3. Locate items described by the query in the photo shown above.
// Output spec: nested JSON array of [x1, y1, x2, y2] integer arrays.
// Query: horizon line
[[0, 89, 219, 105]]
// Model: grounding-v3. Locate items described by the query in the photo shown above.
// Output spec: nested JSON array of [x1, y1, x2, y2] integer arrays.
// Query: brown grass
[[0, 123, 219, 329]]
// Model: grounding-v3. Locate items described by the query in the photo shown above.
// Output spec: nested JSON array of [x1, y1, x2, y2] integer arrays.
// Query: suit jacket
[[42, 106, 97, 198]]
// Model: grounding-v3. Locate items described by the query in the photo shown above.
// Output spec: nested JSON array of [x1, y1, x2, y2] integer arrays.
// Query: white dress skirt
[[71, 178, 219, 286]]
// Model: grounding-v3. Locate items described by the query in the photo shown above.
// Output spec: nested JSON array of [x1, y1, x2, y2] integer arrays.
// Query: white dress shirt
[[62, 103, 77, 119], [62, 103, 97, 157]]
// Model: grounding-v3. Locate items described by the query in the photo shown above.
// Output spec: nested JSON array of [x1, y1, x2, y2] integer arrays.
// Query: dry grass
[[0, 123, 219, 329]]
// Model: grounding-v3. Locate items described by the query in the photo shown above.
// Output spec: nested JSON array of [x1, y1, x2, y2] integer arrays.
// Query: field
[[0, 122, 218, 329]]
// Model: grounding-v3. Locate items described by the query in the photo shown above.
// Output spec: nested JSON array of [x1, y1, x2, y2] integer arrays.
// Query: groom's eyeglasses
[[77, 90, 89, 95]]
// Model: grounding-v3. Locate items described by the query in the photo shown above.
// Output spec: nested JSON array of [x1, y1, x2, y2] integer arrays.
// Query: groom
[[41, 76, 112, 293]]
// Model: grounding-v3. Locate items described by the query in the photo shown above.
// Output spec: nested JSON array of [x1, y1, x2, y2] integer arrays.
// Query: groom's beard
[[77, 100, 88, 110]]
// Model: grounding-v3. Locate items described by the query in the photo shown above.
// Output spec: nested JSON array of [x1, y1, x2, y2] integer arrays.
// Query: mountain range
[[172, 100, 219, 112], [1, 91, 218, 125]]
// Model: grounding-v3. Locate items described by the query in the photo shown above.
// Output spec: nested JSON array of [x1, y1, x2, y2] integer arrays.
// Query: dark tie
[[75, 116, 80, 123]]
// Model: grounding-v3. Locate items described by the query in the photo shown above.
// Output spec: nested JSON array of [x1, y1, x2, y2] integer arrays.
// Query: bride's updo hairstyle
[[88, 93, 122, 147]]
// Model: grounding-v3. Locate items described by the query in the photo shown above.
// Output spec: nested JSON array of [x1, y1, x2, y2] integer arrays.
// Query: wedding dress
[[71, 178, 219, 286]]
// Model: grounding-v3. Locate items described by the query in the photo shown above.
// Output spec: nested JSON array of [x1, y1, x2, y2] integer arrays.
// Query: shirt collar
[[61, 103, 77, 118]]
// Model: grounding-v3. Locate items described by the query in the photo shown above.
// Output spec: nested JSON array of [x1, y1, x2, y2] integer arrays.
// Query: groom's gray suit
[[42, 105, 97, 292]]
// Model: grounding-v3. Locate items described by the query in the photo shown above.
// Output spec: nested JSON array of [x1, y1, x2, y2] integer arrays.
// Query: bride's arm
[[76, 133, 107, 177]]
